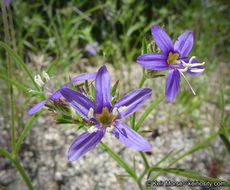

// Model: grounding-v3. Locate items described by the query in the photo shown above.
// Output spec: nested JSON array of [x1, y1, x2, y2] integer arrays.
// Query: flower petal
[[68, 127, 105, 161], [60, 88, 96, 119], [181, 57, 204, 75], [174, 31, 194, 57], [137, 53, 169, 70], [61, 72, 97, 88], [165, 69, 181, 102], [28, 99, 48, 114], [114, 88, 152, 119], [95, 65, 112, 112], [112, 121, 152, 151], [28, 90, 62, 114], [151, 25, 174, 55]]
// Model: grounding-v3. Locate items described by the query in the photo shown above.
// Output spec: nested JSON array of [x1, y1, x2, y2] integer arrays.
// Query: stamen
[[112, 107, 118, 116], [190, 68, 205, 73], [178, 67, 188, 72], [180, 56, 205, 74], [106, 125, 114, 133], [88, 126, 98, 133], [118, 106, 127, 112], [179, 70, 196, 95], [42, 71, 50, 81], [34, 75, 44, 87], [28, 89, 44, 94], [88, 107, 94, 119]]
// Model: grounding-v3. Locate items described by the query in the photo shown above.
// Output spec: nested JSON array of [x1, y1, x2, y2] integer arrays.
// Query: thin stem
[[15, 109, 44, 156], [1, 0, 15, 155], [130, 70, 147, 129], [137, 180, 144, 190], [139, 152, 149, 169], [0, 148, 34, 190], [6, 4, 17, 52], [0, 74, 29, 93]]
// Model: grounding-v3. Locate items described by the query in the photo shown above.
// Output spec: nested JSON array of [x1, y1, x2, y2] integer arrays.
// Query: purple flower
[[60, 65, 152, 161], [28, 72, 97, 114], [4, 0, 11, 4], [137, 25, 205, 102], [86, 41, 98, 56]]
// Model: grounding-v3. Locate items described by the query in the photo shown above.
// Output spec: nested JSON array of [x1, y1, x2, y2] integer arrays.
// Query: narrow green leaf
[[47, 60, 58, 74], [135, 96, 164, 131], [115, 175, 126, 190], [93, 182, 99, 190], [138, 130, 152, 134], [15, 109, 44, 155], [0, 74, 29, 93], [150, 131, 219, 181], [99, 142, 136, 179], [69, 76, 75, 90], [0, 41, 39, 90], [219, 133, 230, 155], [142, 37, 148, 54], [147, 151, 173, 179], [91, 84, 95, 99], [111, 80, 119, 97]]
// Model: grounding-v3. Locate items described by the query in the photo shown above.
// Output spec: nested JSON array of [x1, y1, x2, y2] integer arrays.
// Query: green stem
[[150, 131, 219, 181], [137, 180, 144, 190], [98, 142, 146, 189], [15, 109, 44, 156], [1, 0, 15, 155], [0, 148, 34, 190], [139, 152, 149, 169], [0, 74, 29, 93]]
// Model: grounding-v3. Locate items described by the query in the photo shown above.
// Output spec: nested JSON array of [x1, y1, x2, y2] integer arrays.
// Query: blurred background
[[0, 0, 230, 189]]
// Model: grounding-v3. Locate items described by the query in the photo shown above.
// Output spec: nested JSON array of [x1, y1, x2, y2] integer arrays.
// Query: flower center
[[167, 52, 180, 65], [95, 107, 116, 126]]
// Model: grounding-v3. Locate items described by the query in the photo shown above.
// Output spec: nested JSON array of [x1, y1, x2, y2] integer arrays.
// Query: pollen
[[88, 107, 94, 119], [167, 52, 180, 65], [88, 126, 98, 133]]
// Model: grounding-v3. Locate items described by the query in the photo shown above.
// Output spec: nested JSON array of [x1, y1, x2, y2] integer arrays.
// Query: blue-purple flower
[[137, 25, 205, 102], [28, 72, 96, 114], [4, 0, 11, 4], [60, 65, 152, 161], [86, 41, 98, 56]]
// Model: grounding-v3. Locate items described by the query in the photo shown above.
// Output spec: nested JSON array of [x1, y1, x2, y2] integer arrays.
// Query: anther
[[106, 125, 114, 133], [112, 107, 118, 116], [88, 126, 98, 133], [42, 71, 50, 81], [118, 106, 127, 112], [88, 108, 94, 119], [34, 75, 44, 87]]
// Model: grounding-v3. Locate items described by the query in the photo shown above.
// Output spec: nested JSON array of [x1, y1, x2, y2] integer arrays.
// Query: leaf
[[0, 41, 39, 90], [111, 80, 119, 97], [135, 96, 164, 131], [142, 37, 148, 54], [68, 76, 75, 90], [99, 142, 136, 179]]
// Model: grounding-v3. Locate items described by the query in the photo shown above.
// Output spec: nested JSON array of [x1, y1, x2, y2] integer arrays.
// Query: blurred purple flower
[[60, 65, 152, 161], [28, 72, 97, 114], [4, 0, 11, 4], [86, 41, 98, 56], [137, 25, 205, 102]]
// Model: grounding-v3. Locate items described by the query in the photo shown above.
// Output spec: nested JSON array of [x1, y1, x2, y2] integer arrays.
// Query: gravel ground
[[0, 63, 230, 190]]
